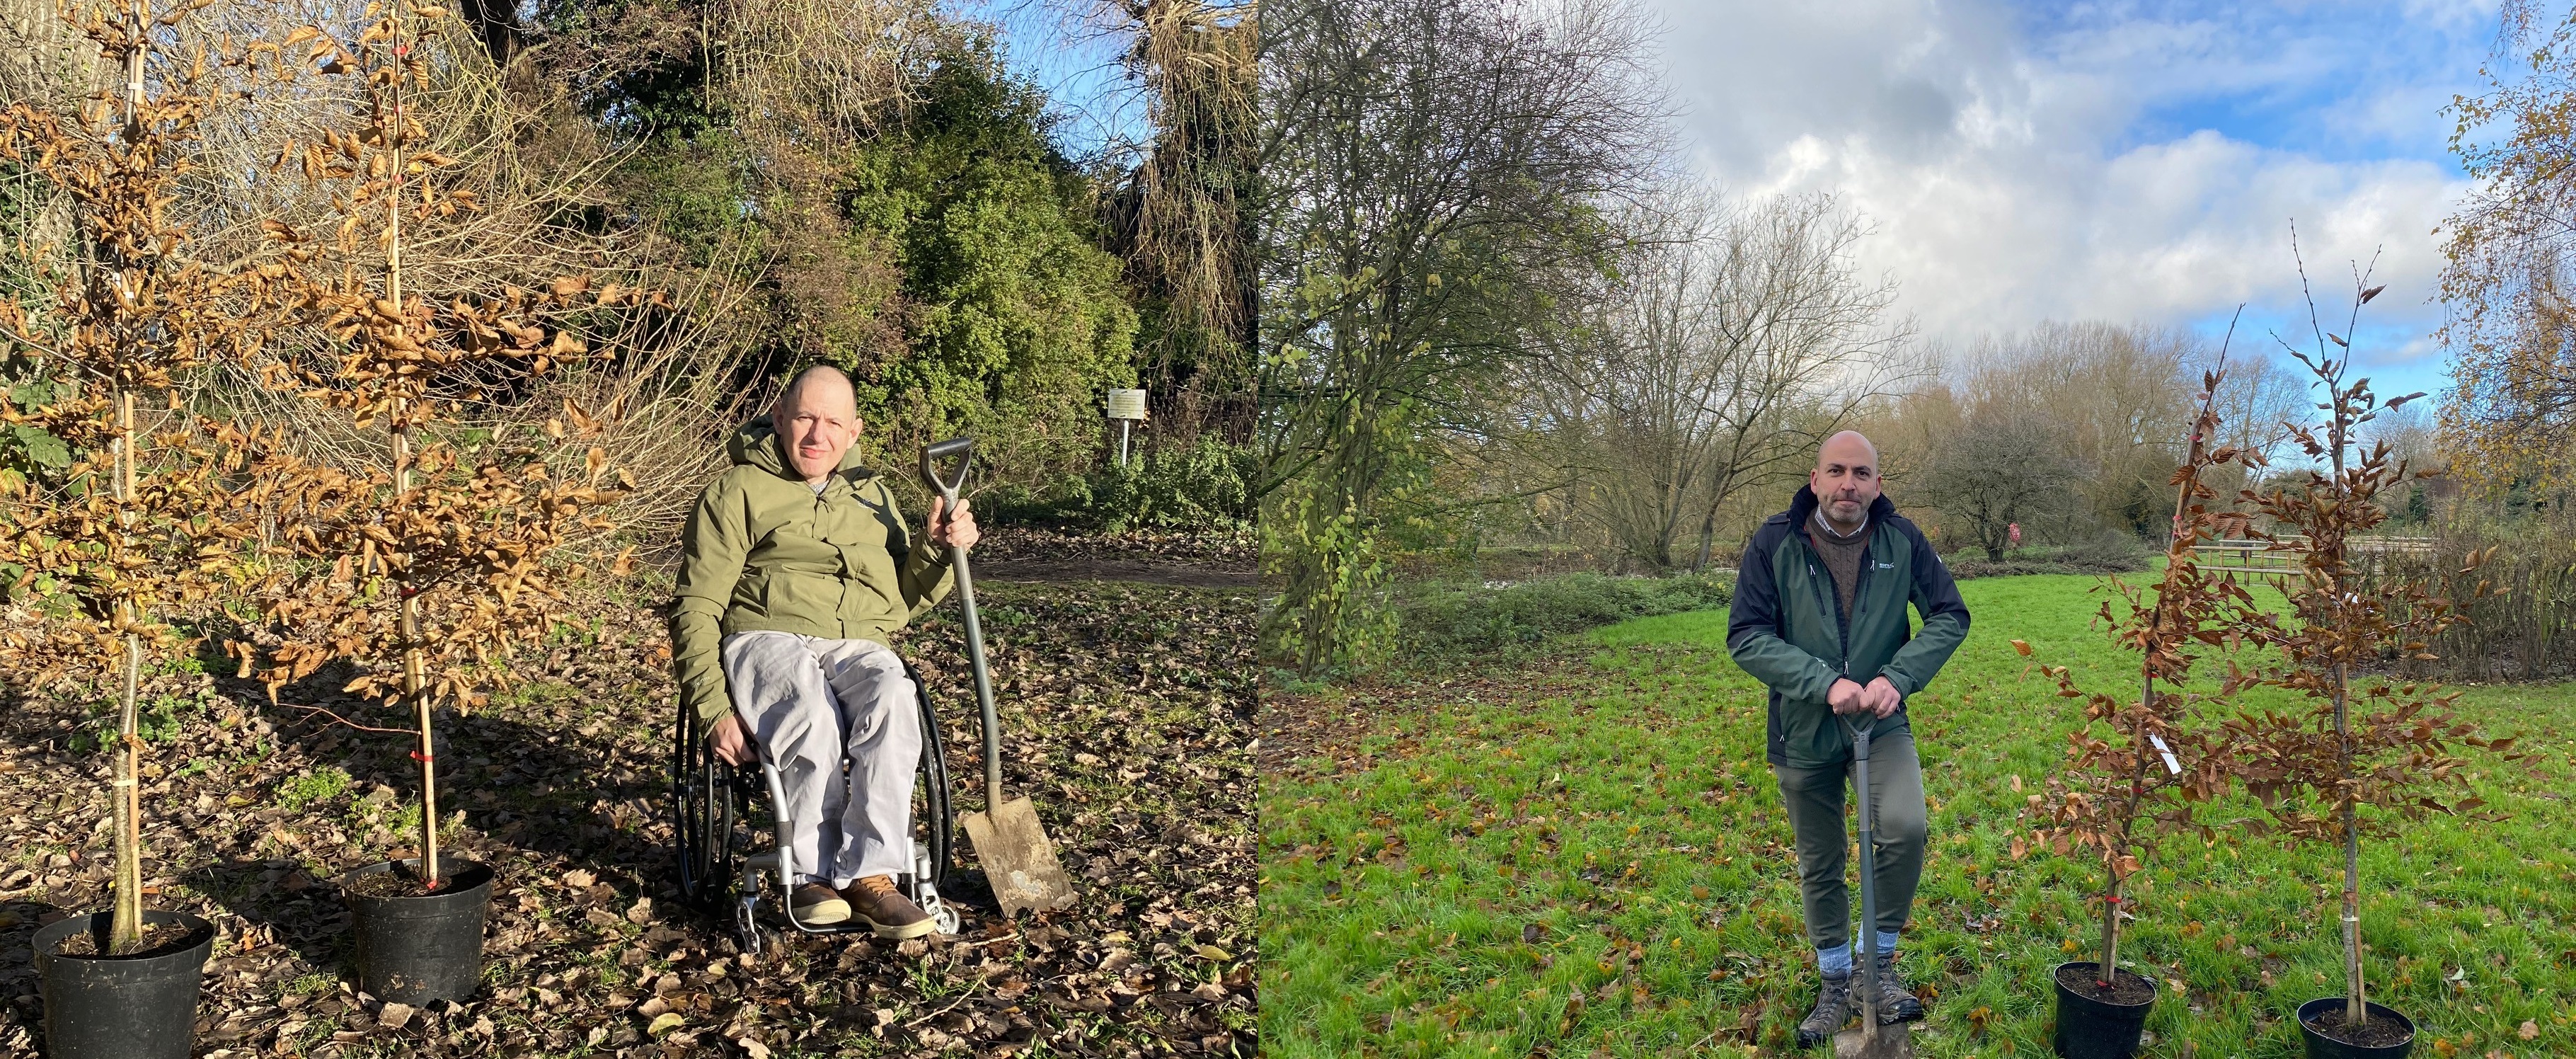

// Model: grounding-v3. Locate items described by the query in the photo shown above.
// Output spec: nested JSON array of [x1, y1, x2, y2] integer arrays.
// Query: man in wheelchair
[[669, 365, 977, 939]]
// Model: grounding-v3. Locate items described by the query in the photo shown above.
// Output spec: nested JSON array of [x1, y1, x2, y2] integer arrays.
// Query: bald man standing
[[1727, 431, 1970, 1048], [669, 365, 977, 939]]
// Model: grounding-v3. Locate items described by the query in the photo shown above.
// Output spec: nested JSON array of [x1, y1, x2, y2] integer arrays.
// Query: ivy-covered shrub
[[609, 35, 1139, 493], [834, 43, 1139, 483]]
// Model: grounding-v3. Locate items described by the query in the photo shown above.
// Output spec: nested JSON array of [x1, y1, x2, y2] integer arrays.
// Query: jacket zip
[[1800, 545, 1844, 671], [1846, 530, 1874, 660]]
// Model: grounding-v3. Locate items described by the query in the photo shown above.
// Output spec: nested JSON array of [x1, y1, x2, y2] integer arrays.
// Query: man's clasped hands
[[1828, 675, 1902, 719]]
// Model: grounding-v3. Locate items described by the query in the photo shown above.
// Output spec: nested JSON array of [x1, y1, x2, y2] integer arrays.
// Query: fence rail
[[2187, 537, 2436, 583]]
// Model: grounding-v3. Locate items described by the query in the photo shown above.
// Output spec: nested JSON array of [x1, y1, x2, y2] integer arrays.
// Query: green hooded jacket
[[1726, 487, 1971, 768], [669, 418, 955, 726]]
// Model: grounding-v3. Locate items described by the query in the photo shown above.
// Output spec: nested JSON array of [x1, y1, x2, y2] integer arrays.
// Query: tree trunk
[[105, 22, 148, 953], [2336, 660, 2362, 1025], [110, 400, 144, 948], [2097, 861, 2122, 983], [1694, 506, 1716, 571]]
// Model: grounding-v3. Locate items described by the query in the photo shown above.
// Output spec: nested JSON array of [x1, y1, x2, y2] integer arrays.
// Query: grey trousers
[[720, 631, 921, 887], [1773, 731, 1927, 953]]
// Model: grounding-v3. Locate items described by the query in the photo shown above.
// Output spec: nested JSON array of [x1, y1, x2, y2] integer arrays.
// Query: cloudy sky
[[978, 0, 2506, 400], [1646, 0, 2504, 399]]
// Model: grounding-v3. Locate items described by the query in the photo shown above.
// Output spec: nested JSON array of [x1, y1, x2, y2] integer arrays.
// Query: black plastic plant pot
[[32, 909, 217, 1059], [341, 857, 497, 1004], [2052, 961, 2157, 1059], [2296, 997, 2415, 1059]]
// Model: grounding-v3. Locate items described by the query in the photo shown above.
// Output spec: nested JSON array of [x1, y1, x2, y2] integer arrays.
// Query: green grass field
[[1259, 573, 2576, 1058]]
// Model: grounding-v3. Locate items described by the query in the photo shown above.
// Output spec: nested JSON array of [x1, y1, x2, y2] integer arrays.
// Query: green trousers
[[1773, 730, 1926, 953]]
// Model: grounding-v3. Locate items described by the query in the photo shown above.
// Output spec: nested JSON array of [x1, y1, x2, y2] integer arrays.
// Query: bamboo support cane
[[383, 11, 440, 889], [105, 6, 149, 954]]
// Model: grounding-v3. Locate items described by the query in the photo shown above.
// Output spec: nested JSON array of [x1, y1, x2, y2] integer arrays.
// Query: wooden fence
[[2187, 537, 2435, 584]]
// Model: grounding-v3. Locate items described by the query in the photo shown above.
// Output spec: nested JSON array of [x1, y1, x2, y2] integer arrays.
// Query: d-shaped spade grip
[[920, 436, 974, 502], [918, 437, 1003, 813]]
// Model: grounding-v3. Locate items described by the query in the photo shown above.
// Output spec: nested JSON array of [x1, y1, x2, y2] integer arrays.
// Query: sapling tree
[[228, 1, 631, 891], [2027, 343, 2261, 995], [0, 0, 272, 953], [2224, 252, 2522, 1034]]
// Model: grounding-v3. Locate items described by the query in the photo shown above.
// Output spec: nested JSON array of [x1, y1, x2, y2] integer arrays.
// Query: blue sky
[[948, 0, 1154, 162]]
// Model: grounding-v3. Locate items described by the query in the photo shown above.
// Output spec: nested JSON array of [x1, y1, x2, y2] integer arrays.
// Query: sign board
[[1105, 389, 1149, 420]]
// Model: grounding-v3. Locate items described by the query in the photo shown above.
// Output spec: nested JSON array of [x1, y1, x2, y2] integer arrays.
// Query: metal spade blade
[[961, 798, 1077, 919]]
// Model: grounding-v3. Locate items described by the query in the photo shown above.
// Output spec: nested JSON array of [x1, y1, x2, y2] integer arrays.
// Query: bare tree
[[1255, 0, 1665, 670], [1923, 403, 2082, 559], [2204, 343, 2306, 500], [1903, 321, 2296, 549], [1548, 188, 1913, 569]]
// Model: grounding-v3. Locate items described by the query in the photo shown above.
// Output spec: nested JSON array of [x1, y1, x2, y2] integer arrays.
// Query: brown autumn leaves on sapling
[[2224, 261, 2521, 1032], [224, 1, 633, 889], [0, 0, 288, 954], [2026, 346, 2261, 995]]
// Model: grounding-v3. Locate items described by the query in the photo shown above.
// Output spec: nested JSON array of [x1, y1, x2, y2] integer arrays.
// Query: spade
[[1836, 714, 1915, 1059], [921, 438, 1076, 919]]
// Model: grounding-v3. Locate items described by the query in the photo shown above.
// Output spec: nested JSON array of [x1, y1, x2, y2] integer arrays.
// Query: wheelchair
[[669, 656, 962, 955]]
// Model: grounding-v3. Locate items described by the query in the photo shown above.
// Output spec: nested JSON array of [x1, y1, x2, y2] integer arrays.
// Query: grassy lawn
[[1259, 572, 2576, 1058]]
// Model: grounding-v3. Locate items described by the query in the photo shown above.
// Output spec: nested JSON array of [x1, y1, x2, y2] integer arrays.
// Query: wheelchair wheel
[[671, 700, 747, 912], [907, 659, 953, 890]]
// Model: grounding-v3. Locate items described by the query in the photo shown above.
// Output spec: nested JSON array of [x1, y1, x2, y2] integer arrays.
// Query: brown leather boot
[[787, 882, 850, 926], [841, 874, 936, 939]]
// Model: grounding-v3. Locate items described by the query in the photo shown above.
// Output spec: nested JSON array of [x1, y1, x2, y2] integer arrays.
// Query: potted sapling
[[0, 6, 270, 1054], [226, 2, 632, 1004], [2027, 346, 2259, 1059], [2224, 261, 2520, 1059]]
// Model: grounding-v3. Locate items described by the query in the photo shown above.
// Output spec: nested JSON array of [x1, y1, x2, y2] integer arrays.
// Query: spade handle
[[921, 437, 1001, 811]]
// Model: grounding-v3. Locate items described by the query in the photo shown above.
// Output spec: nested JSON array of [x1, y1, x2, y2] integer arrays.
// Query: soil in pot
[[2304, 1009, 2413, 1048], [47, 921, 200, 959], [344, 861, 468, 898], [2053, 961, 2157, 1059], [2055, 963, 2156, 1004]]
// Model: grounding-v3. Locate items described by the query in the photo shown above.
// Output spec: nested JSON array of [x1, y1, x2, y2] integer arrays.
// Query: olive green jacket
[[670, 418, 955, 725]]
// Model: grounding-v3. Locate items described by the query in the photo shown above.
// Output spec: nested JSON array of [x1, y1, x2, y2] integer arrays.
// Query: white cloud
[[1650, 0, 2488, 391]]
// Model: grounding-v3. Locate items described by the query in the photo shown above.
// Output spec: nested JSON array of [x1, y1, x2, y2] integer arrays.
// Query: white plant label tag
[[2148, 732, 2181, 775]]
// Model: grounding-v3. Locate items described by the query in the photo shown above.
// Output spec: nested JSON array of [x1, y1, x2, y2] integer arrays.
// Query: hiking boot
[[1868, 950, 1925, 1023], [787, 882, 850, 925], [1794, 972, 1853, 1048], [842, 875, 936, 940]]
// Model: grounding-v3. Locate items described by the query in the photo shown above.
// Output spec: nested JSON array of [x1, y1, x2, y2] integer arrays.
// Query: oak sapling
[[2224, 251, 2522, 1046], [226, 1, 634, 895], [0, 0, 272, 957], [2028, 343, 2258, 1013]]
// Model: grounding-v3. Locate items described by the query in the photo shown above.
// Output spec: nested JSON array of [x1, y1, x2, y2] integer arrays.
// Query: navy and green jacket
[[1727, 486, 1970, 769]]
